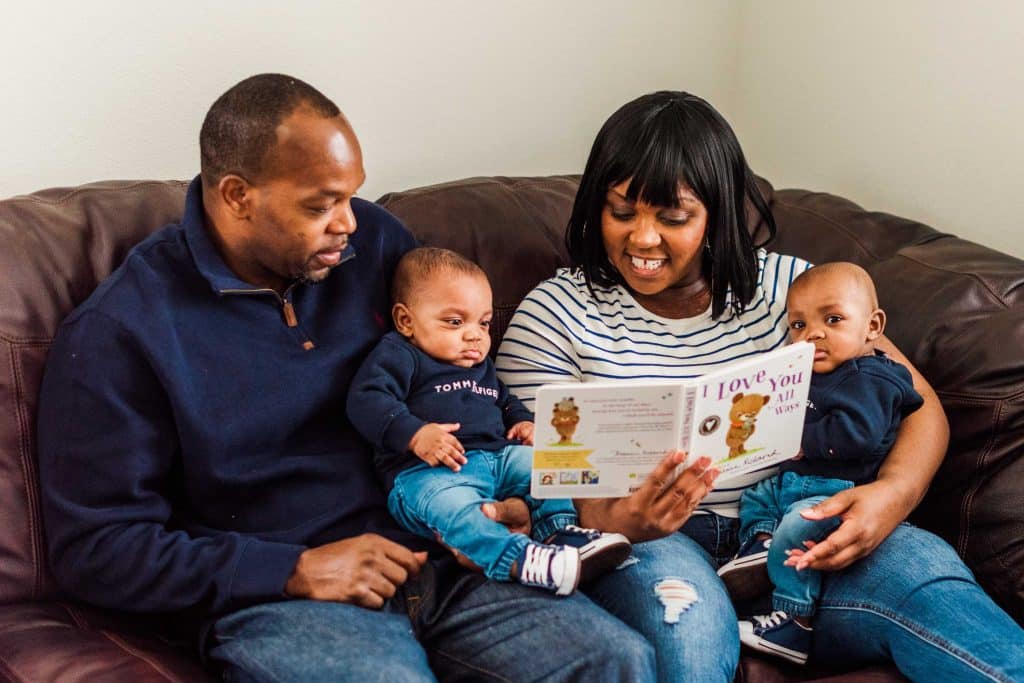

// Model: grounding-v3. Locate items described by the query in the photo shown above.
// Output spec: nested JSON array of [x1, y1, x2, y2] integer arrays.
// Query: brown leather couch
[[1, 175, 1021, 682]]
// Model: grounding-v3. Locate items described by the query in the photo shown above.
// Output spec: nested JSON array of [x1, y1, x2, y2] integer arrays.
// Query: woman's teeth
[[631, 256, 665, 270]]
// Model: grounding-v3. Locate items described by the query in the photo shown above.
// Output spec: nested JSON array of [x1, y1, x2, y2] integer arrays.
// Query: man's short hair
[[392, 247, 486, 305], [199, 73, 340, 187]]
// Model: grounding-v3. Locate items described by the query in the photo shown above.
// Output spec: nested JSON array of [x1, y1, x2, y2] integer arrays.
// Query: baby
[[718, 262, 923, 664], [347, 247, 630, 595]]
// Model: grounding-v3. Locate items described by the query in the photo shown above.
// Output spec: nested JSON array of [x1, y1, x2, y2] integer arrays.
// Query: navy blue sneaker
[[717, 535, 772, 601], [544, 525, 632, 583], [738, 611, 812, 665], [512, 542, 580, 596]]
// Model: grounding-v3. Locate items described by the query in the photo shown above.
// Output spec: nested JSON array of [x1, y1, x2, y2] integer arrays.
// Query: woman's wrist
[[867, 476, 920, 523]]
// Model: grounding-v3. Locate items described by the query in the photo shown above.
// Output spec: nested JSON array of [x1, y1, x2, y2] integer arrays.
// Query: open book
[[530, 341, 814, 498]]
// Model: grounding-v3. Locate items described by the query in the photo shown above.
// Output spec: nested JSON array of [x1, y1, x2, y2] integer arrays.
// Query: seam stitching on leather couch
[[0, 653, 28, 683], [99, 630, 178, 682], [10, 342, 44, 598], [15, 181, 190, 207]]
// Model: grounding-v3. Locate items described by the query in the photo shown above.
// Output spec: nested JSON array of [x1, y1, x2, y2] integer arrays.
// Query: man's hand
[[442, 498, 532, 571], [506, 421, 535, 446], [790, 479, 912, 571], [409, 423, 467, 471], [284, 534, 427, 608], [576, 451, 718, 542]]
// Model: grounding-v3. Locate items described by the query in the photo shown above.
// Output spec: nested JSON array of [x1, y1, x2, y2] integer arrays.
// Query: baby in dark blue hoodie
[[348, 247, 630, 595], [720, 262, 923, 664]]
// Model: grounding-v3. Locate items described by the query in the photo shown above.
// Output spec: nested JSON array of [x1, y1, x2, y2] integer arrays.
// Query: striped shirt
[[495, 249, 812, 517]]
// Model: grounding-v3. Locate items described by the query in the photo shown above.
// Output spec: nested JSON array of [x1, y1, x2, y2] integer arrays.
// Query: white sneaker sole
[[578, 533, 632, 583], [717, 551, 770, 601], [738, 622, 809, 665]]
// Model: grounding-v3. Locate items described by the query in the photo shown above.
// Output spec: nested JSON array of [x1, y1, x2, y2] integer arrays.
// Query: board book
[[530, 341, 814, 498]]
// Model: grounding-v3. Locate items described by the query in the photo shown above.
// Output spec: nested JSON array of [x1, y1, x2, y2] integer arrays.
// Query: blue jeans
[[583, 533, 740, 682], [738, 472, 852, 616], [684, 512, 1024, 682], [389, 445, 577, 580], [208, 556, 656, 681]]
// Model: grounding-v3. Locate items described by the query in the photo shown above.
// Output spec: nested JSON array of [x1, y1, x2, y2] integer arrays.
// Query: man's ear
[[867, 308, 886, 340], [218, 174, 254, 219], [393, 303, 414, 337]]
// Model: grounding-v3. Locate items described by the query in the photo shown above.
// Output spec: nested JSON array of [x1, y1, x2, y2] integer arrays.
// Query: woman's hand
[[576, 451, 718, 543], [790, 478, 916, 571], [441, 497, 533, 572]]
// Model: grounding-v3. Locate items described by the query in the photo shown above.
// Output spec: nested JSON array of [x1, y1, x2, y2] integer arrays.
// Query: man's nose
[[327, 201, 357, 234]]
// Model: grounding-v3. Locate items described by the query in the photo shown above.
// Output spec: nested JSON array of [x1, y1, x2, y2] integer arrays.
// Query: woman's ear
[[867, 308, 886, 340], [393, 303, 414, 337]]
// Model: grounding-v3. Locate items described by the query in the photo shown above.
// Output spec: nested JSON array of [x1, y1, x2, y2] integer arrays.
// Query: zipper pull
[[282, 300, 298, 327]]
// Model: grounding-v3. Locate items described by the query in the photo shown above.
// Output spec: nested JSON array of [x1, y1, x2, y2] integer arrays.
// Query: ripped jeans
[[582, 531, 740, 683]]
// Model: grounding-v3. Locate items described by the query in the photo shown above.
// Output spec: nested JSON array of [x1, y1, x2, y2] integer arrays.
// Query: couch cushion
[[0, 602, 212, 682], [0, 181, 188, 603]]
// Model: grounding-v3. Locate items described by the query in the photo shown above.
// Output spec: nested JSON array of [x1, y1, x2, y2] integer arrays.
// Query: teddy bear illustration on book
[[551, 397, 580, 445], [725, 392, 770, 458]]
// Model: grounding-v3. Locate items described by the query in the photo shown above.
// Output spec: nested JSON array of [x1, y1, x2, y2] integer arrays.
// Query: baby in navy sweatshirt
[[348, 247, 629, 595], [719, 262, 923, 664]]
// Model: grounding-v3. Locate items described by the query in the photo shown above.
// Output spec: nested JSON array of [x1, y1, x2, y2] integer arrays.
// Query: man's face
[[394, 272, 493, 368], [237, 107, 366, 292]]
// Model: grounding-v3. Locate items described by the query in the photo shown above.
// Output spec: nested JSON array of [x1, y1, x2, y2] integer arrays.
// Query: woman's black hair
[[566, 91, 775, 319]]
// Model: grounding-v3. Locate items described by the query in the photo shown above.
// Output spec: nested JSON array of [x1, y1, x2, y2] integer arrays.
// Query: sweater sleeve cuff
[[506, 406, 534, 427], [229, 538, 306, 604], [383, 413, 426, 456]]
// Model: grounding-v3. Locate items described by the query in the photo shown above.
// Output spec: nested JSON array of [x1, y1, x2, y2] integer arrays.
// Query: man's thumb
[[481, 502, 498, 520], [439, 423, 461, 433]]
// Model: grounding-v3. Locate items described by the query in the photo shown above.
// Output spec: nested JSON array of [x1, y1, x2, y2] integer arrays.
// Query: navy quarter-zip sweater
[[37, 177, 420, 618], [348, 332, 534, 488]]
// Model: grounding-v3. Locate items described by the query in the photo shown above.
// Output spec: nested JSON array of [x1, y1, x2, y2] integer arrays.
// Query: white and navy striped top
[[495, 249, 812, 517]]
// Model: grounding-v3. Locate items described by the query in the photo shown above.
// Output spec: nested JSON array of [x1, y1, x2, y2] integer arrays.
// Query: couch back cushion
[[0, 181, 188, 603]]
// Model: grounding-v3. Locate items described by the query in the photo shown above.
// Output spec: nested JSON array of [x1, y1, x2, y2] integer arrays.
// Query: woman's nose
[[628, 217, 660, 248]]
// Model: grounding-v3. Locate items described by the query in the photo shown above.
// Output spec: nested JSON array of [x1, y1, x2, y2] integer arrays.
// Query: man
[[37, 74, 655, 681]]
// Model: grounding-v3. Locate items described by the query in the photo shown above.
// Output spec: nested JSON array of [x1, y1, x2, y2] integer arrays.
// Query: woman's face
[[601, 179, 709, 300]]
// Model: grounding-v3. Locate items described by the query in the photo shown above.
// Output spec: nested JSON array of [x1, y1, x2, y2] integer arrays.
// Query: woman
[[496, 91, 1024, 682]]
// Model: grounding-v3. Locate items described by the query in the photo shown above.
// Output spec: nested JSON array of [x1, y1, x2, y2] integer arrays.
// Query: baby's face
[[397, 272, 493, 367], [786, 272, 881, 373]]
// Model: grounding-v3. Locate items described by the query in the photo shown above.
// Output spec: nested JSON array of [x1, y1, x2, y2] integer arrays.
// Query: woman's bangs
[[619, 123, 696, 209]]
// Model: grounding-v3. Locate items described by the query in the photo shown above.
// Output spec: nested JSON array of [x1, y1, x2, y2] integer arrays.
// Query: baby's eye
[[826, 315, 843, 324], [789, 320, 805, 330], [480, 320, 492, 329], [444, 318, 463, 326]]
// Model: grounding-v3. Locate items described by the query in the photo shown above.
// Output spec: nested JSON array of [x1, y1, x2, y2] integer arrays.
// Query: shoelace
[[564, 524, 599, 537], [521, 545, 555, 585], [752, 611, 789, 629]]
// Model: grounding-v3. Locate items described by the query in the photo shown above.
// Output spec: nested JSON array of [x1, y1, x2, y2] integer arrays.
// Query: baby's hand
[[506, 421, 535, 446], [409, 423, 467, 471]]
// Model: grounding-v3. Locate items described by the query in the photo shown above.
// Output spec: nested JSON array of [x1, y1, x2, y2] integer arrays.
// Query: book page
[[687, 342, 813, 482], [531, 382, 684, 498]]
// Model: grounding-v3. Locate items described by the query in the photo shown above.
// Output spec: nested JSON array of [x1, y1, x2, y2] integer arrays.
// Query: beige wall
[[731, 0, 1024, 258], [4, 2, 1021, 258], [0, 1, 737, 203]]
